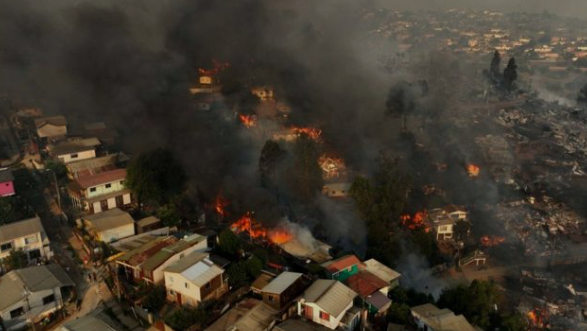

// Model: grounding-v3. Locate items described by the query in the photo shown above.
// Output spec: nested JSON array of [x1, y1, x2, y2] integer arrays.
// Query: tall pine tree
[[503, 58, 518, 91]]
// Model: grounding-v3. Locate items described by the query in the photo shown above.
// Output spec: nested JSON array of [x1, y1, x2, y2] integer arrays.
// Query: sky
[[379, 0, 587, 18]]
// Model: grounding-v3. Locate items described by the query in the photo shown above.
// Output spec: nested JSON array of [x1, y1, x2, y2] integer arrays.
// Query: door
[[305, 305, 313, 319], [176, 292, 182, 306]]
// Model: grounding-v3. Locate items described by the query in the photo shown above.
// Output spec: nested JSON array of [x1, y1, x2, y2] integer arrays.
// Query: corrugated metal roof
[[363, 259, 401, 283], [229, 302, 277, 331], [47, 137, 101, 155], [66, 154, 118, 175], [261, 272, 302, 295], [301, 279, 357, 317], [411, 304, 477, 331], [164, 252, 209, 274], [59, 313, 120, 331], [75, 168, 126, 189], [0, 217, 45, 243], [181, 260, 223, 287], [117, 236, 177, 266], [0, 168, 14, 183], [321, 255, 361, 273], [83, 208, 134, 233], [346, 271, 389, 297], [273, 318, 332, 331], [141, 234, 206, 272], [34, 116, 67, 128]]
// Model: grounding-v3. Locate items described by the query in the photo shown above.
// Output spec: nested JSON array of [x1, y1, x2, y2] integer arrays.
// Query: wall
[[97, 223, 135, 243], [164, 272, 201, 305], [298, 300, 351, 330], [85, 180, 126, 199], [150, 240, 208, 284], [37, 125, 66, 138], [1, 287, 64, 331], [0, 231, 49, 261], [57, 149, 96, 164], [332, 265, 359, 282], [0, 180, 15, 197]]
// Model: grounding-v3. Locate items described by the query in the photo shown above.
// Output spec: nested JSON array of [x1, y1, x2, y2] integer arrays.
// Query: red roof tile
[[76, 168, 126, 189], [346, 271, 389, 297], [324, 255, 362, 273]]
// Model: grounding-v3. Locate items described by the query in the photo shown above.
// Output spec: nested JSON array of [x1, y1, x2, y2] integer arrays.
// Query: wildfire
[[319, 154, 346, 179], [239, 114, 256, 128], [291, 126, 322, 140], [480, 235, 505, 247], [401, 211, 430, 232], [527, 308, 547, 328], [214, 194, 229, 217], [198, 59, 230, 76], [467, 164, 480, 177], [231, 213, 293, 244]]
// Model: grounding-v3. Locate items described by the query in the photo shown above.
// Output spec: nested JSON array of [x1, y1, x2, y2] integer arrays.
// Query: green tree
[[500, 313, 529, 331], [438, 280, 501, 330], [218, 229, 242, 257], [245, 256, 263, 278], [387, 303, 411, 325], [259, 140, 286, 187], [411, 227, 438, 263], [453, 220, 471, 241], [45, 160, 68, 180], [227, 262, 249, 288], [164, 306, 208, 331], [489, 50, 502, 81], [578, 83, 587, 104], [142, 285, 166, 312], [125, 148, 187, 211], [386, 82, 415, 133], [289, 134, 323, 202], [503, 58, 518, 91], [4, 249, 27, 271], [0, 199, 17, 224], [156, 203, 181, 227]]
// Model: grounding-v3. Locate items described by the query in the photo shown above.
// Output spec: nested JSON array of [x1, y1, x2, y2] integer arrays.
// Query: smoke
[[317, 195, 367, 257], [395, 252, 451, 299]]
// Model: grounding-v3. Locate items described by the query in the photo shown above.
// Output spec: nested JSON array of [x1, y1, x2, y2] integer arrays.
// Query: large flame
[[480, 235, 505, 247], [231, 213, 293, 244], [527, 308, 547, 328], [239, 114, 256, 128], [467, 164, 480, 177], [268, 229, 293, 244], [319, 154, 346, 179], [214, 193, 229, 217], [401, 211, 430, 232], [291, 126, 322, 140]]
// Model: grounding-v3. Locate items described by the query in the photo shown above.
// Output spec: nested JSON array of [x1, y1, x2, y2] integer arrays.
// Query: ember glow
[[319, 154, 346, 179], [401, 211, 430, 232], [214, 193, 229, 217], [198, 59, 230, 76], [268, 229, 294, 244], [239, 114, 256, 128], [527, 308, 547, 328], [291, 126, 322, 140], [467, 164, 480, 177], [480, 235, 505, 247]]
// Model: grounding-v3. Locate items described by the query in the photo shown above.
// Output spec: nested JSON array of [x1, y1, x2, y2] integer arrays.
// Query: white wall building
[[0, 217, 53, 271], [297, 279, 359, 330]]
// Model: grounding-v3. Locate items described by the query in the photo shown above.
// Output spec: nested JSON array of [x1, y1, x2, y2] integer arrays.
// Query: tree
[[0, 199, 17, 224], [245, 256, 263, 278], [503, 58, 518, 92], [218, 229, 242, 257], [164, 306, 208, 331], [259, 140, 286, 187], [45, 160, 68, 180], [438, 280, 501, 330], [500, 313, 529, 331], [578, 83, 587, 104], [387, 303, 411, 325], [156, 203, 181, 227], [453, 220, 471, 241], [289, 134, 323, 202], [386, 82, 415, 133], [142, 285, 166, 312], [226, 262, 249, 288], [125, 148, 187, 210], [490, 50, 502, 81], [4, 249, 27, 271]]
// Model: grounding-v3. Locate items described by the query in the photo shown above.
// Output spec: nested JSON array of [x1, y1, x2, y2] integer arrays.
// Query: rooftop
[[83, 208, 134, 233], [75, 168, 126, 189], [228, 301, 277, 331], [411, 304, 477, 331], [117, 236, 178, 267], [66, 154, 119, 177], [47, 137, 101, 155], [0, 168, 14, 183], [346, 271, 390, 297], [0, 217, 46, 244], [363, 259, 401, 283], [274, 318, 332, 331], [141, 234, 206, 272], [301, 279, 357, 317], [321, 254, 362, 273], [34, 115, 67, 128], [261, 272, 303, 295]]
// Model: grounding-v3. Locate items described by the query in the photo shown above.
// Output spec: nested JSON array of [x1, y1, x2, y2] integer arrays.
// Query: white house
[[427, 205, 469, 241], [34, 116, 67, 139], [0, 217, 53, 271], [68, 168, 131, 214], [164, 252, 228, 307], [322, 182, 351, 198], [80, 208, 135, 243], [46, 137, 101, 164], [297, 279, 360, 330], [411, 304, 478, 331], [0, 264, 74, 331]]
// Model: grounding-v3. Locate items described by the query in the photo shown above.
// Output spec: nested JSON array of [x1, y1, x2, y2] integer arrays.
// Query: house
[[261, 272, 308, 319], [0, 217, 53, 271], [136, 216, 162, 234], [362, 259, 401, 292], [411, 304, 478, 331], [297, 279, 360, 330], [322, 182, 351, 198], [68, 168, 131, 214], [0, 168, 15, 197], [346, 271, 392, 315], [79, 208, 136, 243], [274, 318, 333, 331], [65, 153, 123, 179], [34, 116, 67, 139], [206, 298, 276, 331], [116, 236, 178, 282], [321, 255, 362, 282], [57, 310, 123, 331], [140, 234, 208, 284], [251, 86, 275, 102], [427, 205, 470, 241], [442, 205, 467, 221], [0, 264, 74, 331], [164, 252, 228, 307], [46, 137, 101, 164], [252, 272, 275, 295]]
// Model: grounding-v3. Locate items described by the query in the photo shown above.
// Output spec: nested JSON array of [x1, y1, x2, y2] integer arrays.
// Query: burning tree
[[319, 154, 346, 179]]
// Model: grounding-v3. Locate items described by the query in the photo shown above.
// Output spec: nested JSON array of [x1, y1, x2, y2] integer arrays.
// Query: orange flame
[[198, 59, 230, 76], [268, 229, 293, 244], [319, 154, 346, 179], [291, 126, 322, 140], [231, 213, 293, 244], [401, 211, 430, 232], [480, 235, 505, 247], [527, 308, 547, 328], [467, 164, 480, 177], [214, 194, 229, 217], [239, 114, 256, 128]]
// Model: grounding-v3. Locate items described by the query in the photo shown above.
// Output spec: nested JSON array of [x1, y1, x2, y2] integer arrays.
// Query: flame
[[527, 308, 547, 328], [467, 164, 480, 177], [239, 114, 256, 128], [401, 211, 430, 232], [230, 213, 293, 244], [290, 126, 322, 140], [480, 235, 505, 247], [319, 154, 346, 179], [527, 310, 538, 324], [214, 193, 229, 217], [198, 59, 230, 76]]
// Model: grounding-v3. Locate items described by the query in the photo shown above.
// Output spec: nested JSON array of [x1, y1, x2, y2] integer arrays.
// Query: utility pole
[[51, 170, 61, 210], [23, 285, 36, 331]]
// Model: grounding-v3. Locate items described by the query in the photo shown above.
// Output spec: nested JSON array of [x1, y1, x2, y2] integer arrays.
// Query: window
[[0, 242, 13, 252], [169, 289, 175, 295], [320, 311, 330, 321], [169, 276, 174, 283], [268, 295, 275, 302], [71, 153, 78, 159], [25, 236, 38, 245], [204, 282, 211, 289], [89, 187, 97, 193], [28, 249, 41, 260], [185, 282, 189, 289], [105, 183, 112, 189], [10, 307, 24, 319], [43, 294, 55, 305]]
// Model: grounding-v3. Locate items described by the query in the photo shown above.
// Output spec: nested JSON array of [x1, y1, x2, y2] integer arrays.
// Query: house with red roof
[[346, 271, 392, 315], [68, 168, 131, 214], [321, 255, 363, 282]]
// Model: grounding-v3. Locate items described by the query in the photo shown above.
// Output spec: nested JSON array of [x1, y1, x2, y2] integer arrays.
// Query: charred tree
[[503, 58, 518, 92]]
